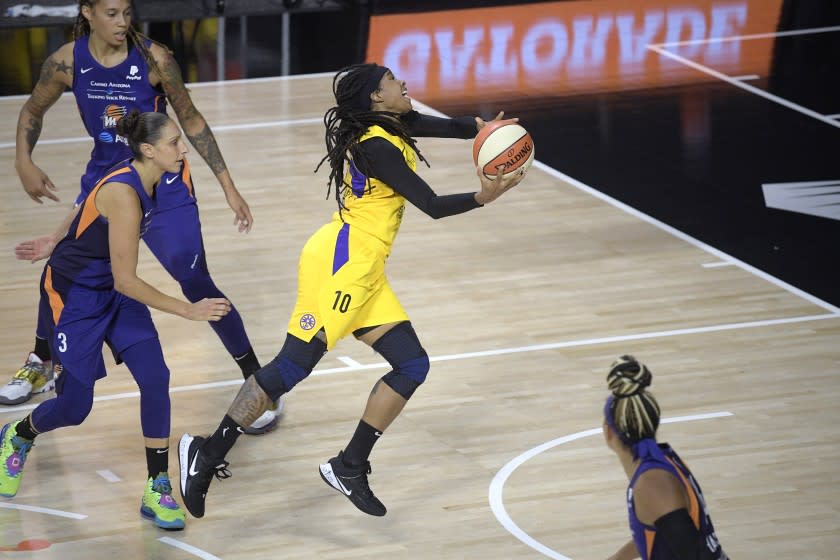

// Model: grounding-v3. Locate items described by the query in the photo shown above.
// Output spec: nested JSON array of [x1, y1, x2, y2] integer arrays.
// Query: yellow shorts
[[287, 221, 408, 349]]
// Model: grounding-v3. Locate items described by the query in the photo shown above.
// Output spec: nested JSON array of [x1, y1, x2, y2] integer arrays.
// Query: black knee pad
[[372, 322, 429, 400], [254, 333, 327, 400]]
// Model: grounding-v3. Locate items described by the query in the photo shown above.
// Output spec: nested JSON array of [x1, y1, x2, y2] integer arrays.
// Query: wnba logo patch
[[300, 313, 317, 331]]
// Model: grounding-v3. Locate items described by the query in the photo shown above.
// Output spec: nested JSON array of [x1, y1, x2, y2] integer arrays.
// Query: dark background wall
[[2, 0, 839, 307]]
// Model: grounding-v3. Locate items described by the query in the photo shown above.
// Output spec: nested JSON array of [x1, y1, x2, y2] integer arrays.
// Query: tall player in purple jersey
[[4, 0, 281, 433], [0, 111, 232, 530], [603, 356, 728, 560]]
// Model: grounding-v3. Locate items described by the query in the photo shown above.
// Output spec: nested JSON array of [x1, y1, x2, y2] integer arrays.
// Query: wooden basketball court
[[0, 73, 837, 559]]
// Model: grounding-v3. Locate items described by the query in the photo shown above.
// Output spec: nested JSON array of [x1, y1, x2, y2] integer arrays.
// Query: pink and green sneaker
[[0, 421, 34, 498], [140, 473, 186, 530]]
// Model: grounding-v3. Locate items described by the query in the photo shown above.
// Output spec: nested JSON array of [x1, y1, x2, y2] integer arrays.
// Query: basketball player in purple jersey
[[1, 111, 231, 529], [603, 356, 728, 560], [4, 0, 281, 433]]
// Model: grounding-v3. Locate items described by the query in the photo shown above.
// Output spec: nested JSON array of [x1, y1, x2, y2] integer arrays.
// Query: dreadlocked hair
[[606, 355, 661, 444], [315, 63, 430, 212], [74, 1, 171, 85]]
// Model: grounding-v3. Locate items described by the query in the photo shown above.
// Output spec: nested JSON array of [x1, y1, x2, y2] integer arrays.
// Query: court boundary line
[[646, 44, 840, 129], [0, 116, 324, 150], [649, 24, 840, 48], [0, 313, 834, 416], [0, 502, 87, 520], [646, 26, 840, 129], [411, 99, 840, 314], [488, 411, 734, 560], [158, 536, 222, 560], [0, 71, 337, 102]]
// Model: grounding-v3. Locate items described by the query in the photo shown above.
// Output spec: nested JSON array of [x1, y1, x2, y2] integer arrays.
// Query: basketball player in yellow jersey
[[178, 63, 527, 519]]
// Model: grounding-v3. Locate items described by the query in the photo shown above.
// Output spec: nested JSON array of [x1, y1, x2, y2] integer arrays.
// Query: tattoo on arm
[[186, 125, 227, 175], [227, 376, 272, 426], [158, 50, 228, 176], [38, 57, 72, 87], [24, 117, 42, 155], [22, 56, 70, 153]]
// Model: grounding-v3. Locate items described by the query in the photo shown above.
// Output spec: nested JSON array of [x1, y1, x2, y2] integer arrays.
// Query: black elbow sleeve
[[654, 509, 718, 560]]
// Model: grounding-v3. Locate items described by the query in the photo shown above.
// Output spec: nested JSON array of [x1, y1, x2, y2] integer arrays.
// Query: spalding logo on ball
[[472, 119, 535, 179]]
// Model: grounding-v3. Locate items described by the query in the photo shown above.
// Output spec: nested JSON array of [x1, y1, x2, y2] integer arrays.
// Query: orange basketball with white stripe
[[472, 119, 535, 179]]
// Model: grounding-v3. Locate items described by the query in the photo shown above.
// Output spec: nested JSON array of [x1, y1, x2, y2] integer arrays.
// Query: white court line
[[647, 44, 840, 130], [826, 114, 840, 120], [489, 411, 733, 560], [96, 470, 121, 482], [0, 70, 337, 101], [0, 502, 87, 520], [412, 98, 840, 313], [0, 116, 323, 149], [732, 74, 760, 81], [650, 24, 840, 48], [337, 356, 363, 368], [702, 261, 734, 268], [0, 313, 835, 417], [158, 537, 222, 560]]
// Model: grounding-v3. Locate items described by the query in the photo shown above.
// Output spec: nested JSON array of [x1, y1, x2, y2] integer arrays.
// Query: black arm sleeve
[[357, 137, 481, 219], [654, 509, 720, 560], [401, 110, 477, 139]]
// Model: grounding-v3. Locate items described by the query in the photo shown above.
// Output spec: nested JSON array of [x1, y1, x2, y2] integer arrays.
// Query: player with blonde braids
[[4, 0, 283, 434], [603, 355, 728, 560]]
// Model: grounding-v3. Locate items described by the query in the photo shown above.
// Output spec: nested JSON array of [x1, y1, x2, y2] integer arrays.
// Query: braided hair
[[605, 355, 661, 445], [315, 63, 429, 212], [74, 0, 170, 84]]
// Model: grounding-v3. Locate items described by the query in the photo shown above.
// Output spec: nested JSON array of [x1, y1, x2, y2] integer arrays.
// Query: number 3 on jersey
[[333, 291, 352, 313], [57, 332, 68, 352]]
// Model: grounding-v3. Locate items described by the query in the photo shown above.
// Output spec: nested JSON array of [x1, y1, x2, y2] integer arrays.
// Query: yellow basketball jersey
[[333, 125, 417, 254]]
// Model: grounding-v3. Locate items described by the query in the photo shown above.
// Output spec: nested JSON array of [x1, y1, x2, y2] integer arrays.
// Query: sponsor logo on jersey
[[97, 131, 129, 146], [101, 104, 127, 128], [127, 64, 142, 80]]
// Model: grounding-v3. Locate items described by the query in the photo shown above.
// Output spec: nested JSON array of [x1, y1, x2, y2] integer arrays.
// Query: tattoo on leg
[[368, 379, 383, 400], [227, 376, 271, 426]]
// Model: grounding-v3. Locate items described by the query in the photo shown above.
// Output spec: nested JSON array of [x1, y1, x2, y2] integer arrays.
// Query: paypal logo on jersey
[[127, 64, 142, 80]]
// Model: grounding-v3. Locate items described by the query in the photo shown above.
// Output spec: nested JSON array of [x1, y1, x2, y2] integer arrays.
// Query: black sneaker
[[318, 450, 386, 517], [178, 433, 230, 518]]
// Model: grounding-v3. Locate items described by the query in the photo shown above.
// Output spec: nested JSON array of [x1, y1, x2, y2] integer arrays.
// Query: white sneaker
[[0, 353, 54, 406], [242, 395, 285, 435]]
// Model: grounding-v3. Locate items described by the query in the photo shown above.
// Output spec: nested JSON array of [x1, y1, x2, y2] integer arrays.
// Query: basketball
[[472, 119, 535, 179]]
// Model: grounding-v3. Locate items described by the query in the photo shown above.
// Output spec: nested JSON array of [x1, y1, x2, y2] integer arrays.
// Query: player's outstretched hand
[[17, 162, 60, 203], [15, 235, 57, 263], [187, 297, 231, 321], [475, 111, 519, 132], [474, 165, 527, 205], [224, 186, 254, 233]]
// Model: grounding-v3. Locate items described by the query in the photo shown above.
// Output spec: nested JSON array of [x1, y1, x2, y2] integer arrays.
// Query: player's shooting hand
[[474, 165, 527, 205], [475, 111, 519, 132]]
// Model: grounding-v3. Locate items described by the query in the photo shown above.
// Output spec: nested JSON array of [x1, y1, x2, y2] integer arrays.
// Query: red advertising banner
[[366, 0, 783, 104]]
